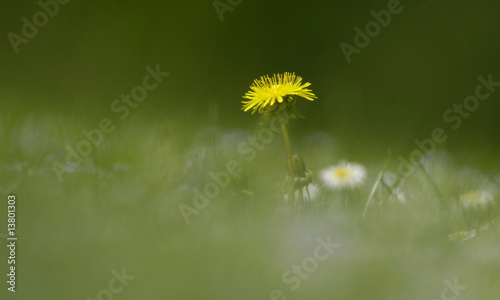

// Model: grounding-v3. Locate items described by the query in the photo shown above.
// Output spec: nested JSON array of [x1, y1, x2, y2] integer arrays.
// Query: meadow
[[2, 0, 500, 298], [0, 103, 499, 300]]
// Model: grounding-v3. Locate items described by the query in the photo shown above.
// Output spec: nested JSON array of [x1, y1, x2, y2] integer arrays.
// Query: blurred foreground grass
[[0, 110, 499, 300]]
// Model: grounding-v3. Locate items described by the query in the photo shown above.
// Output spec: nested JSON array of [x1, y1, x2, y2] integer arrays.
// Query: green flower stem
[[278, 112, 295, 202]]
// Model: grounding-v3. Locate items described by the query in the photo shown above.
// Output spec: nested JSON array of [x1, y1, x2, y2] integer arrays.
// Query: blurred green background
[[2, 0, 500, 155], [1, 0, 500, 299]]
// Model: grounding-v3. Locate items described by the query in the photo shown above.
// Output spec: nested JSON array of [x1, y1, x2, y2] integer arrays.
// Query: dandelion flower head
[[242, 72, 317, 114]]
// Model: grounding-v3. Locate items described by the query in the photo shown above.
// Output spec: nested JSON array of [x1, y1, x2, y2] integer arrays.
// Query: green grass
[[1, 111, 499, 300]]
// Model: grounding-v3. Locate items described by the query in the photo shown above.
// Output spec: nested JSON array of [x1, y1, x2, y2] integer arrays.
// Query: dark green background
[[2, 0, 500, 160]]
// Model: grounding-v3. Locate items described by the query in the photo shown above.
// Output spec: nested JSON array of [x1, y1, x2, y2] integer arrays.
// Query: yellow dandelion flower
[[242, 72, 317, 114]]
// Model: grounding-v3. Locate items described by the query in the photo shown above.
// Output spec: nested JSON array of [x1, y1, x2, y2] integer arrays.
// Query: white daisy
[[460, 190, 494, 210], [320, 161, 366, 190]]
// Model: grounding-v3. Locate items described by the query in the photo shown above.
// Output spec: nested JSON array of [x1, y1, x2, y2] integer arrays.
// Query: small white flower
[[448, 230, 477, 242], [284, 183, 319, 202], [320, 161, 366, 190], [305, 183, 320, 200], [460, 190, 494, 209]]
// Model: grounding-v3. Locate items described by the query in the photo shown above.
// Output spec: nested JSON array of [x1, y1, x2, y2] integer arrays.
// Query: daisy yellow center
[[334, 168, 350, 179]]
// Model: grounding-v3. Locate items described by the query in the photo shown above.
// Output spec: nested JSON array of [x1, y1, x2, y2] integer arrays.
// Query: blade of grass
[[362, 151, 391, 218]]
